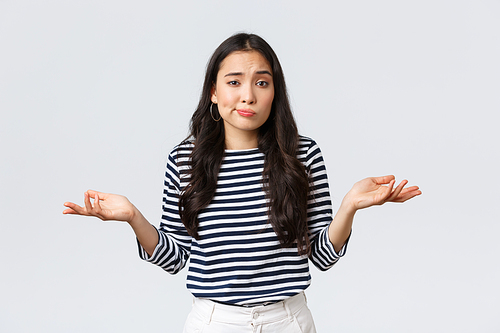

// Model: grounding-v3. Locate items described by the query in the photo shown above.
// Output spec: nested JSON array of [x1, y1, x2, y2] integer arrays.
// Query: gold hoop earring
[[210, 103, 221, 121]]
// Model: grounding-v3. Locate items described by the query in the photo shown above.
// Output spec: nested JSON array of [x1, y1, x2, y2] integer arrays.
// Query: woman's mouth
[[236, 109, 255, 117]]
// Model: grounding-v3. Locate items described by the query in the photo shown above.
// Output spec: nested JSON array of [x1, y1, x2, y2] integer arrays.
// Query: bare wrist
[[128, 207, 145, 227], [339, 194, 358, 216]]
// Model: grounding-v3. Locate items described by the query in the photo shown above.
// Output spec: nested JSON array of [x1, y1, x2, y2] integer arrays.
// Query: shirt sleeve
[[303, 138, 350, 271], [137, 146, 192, 274]]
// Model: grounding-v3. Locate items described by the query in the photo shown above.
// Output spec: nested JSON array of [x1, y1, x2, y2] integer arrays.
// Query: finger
[[94, 192, 102, 214], [93, 193, 110, 220], [396, 186, 419, 198], [84, 192, 94, 214], [396, 185, 419, 196], [401, 185, 420, 193], [392, 186, 422, 202], [63, 202, 87, 215], [377, 179, 395, 203], [87, 190, 109, 201], [384, 179, 396, 198], [387, 180, 408, 201], [86, 190, 98, 199], [63, 206, 80, 215], [373, 175, 396, 185], [394, 189, 422, 202]]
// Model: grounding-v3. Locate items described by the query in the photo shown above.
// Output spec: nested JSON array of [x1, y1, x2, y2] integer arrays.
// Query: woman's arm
[[63, 190, 159, 256], [328, 175, 421, 252]]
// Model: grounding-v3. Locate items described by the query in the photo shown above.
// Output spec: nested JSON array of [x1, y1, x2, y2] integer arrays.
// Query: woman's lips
[[236, 109, 255, 117]]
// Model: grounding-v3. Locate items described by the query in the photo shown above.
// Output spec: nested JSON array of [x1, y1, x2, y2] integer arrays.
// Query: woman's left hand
[[344, 175, 421, 211]]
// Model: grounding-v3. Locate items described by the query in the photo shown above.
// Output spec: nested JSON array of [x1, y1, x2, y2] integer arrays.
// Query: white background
[[1, 1, 499, 332]]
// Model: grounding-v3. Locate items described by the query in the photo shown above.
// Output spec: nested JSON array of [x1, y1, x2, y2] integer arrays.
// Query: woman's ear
[[211, 84, 217, 104]]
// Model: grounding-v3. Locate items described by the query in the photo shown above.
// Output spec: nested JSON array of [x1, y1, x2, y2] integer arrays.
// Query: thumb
[[86, 190, 105, 200]]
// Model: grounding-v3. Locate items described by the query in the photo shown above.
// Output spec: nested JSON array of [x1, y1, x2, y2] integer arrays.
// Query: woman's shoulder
[[297, 135, 326, 168], [298, 135, 316, 146], [170, 140, 194, 153], [166, 140, 194, 163], [298, 135, 322, 152]]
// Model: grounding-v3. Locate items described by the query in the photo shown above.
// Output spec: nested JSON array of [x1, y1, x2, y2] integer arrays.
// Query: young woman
[[63, 33, 421, 332]]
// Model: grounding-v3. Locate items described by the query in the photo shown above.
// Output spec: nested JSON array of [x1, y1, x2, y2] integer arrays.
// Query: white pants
[[182, 292, 317, 333]]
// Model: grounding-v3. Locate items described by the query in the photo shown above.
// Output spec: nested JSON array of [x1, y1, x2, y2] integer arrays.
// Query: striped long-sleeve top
[[138, 136, 349, 306]]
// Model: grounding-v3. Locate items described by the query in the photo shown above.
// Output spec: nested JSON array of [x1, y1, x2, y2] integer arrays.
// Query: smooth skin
[[63, 50, 421, 255], [211, 50, 274, 150]]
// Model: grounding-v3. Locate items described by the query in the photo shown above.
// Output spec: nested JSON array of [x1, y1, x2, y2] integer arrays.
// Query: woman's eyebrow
[[224, 70, 272, 77], [256, 70, 272, 76], [224, 72, 243, 77]]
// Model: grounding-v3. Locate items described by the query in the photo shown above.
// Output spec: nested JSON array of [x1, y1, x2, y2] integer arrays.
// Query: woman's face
[[211, 50, 274, 149]]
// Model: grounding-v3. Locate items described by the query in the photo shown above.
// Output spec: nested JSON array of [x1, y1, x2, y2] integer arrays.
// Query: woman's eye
[[257, 81, 268, 87], [228, 80, 239, 86]]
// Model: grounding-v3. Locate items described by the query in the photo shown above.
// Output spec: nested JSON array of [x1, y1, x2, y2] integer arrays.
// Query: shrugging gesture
[[328, 175, 421, 252]]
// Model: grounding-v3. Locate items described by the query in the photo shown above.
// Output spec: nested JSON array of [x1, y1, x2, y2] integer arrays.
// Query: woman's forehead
[[218, 50, 271, 75]]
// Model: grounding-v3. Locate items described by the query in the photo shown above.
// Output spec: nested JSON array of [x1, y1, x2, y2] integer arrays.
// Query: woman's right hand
[[63, 190, 137, 223]]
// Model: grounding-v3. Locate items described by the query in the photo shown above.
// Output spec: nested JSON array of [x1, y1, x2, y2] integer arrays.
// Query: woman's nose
[[241, 85, 256, 104]]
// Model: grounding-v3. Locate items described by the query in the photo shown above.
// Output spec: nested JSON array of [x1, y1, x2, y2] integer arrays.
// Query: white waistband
[[192, 292, 308, 325]]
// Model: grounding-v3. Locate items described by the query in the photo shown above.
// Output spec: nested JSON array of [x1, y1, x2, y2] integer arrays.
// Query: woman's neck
[[224, 132, 259, 150]]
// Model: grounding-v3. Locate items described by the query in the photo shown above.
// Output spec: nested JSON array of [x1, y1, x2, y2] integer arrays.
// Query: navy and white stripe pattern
[[138, 136, 348, 306]]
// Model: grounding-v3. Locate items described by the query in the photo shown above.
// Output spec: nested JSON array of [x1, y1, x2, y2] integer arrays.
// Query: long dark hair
[[179, 33, 311, 255]]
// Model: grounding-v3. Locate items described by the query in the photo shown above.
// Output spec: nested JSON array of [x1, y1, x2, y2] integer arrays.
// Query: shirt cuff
[[321, 226, 350, 259], [136, 225, 163, 262]]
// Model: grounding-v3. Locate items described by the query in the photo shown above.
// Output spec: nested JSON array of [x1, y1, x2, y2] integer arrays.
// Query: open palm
[[63, 190, 136, 222], [347, 175, 421, 210]]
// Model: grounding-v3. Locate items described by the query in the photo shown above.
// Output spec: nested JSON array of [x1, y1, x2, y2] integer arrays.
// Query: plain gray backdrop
[[1, 1, 499, 332]]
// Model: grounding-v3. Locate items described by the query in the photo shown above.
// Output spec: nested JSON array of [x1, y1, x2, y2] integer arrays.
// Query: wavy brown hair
[[179, 33, 311, 255]]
